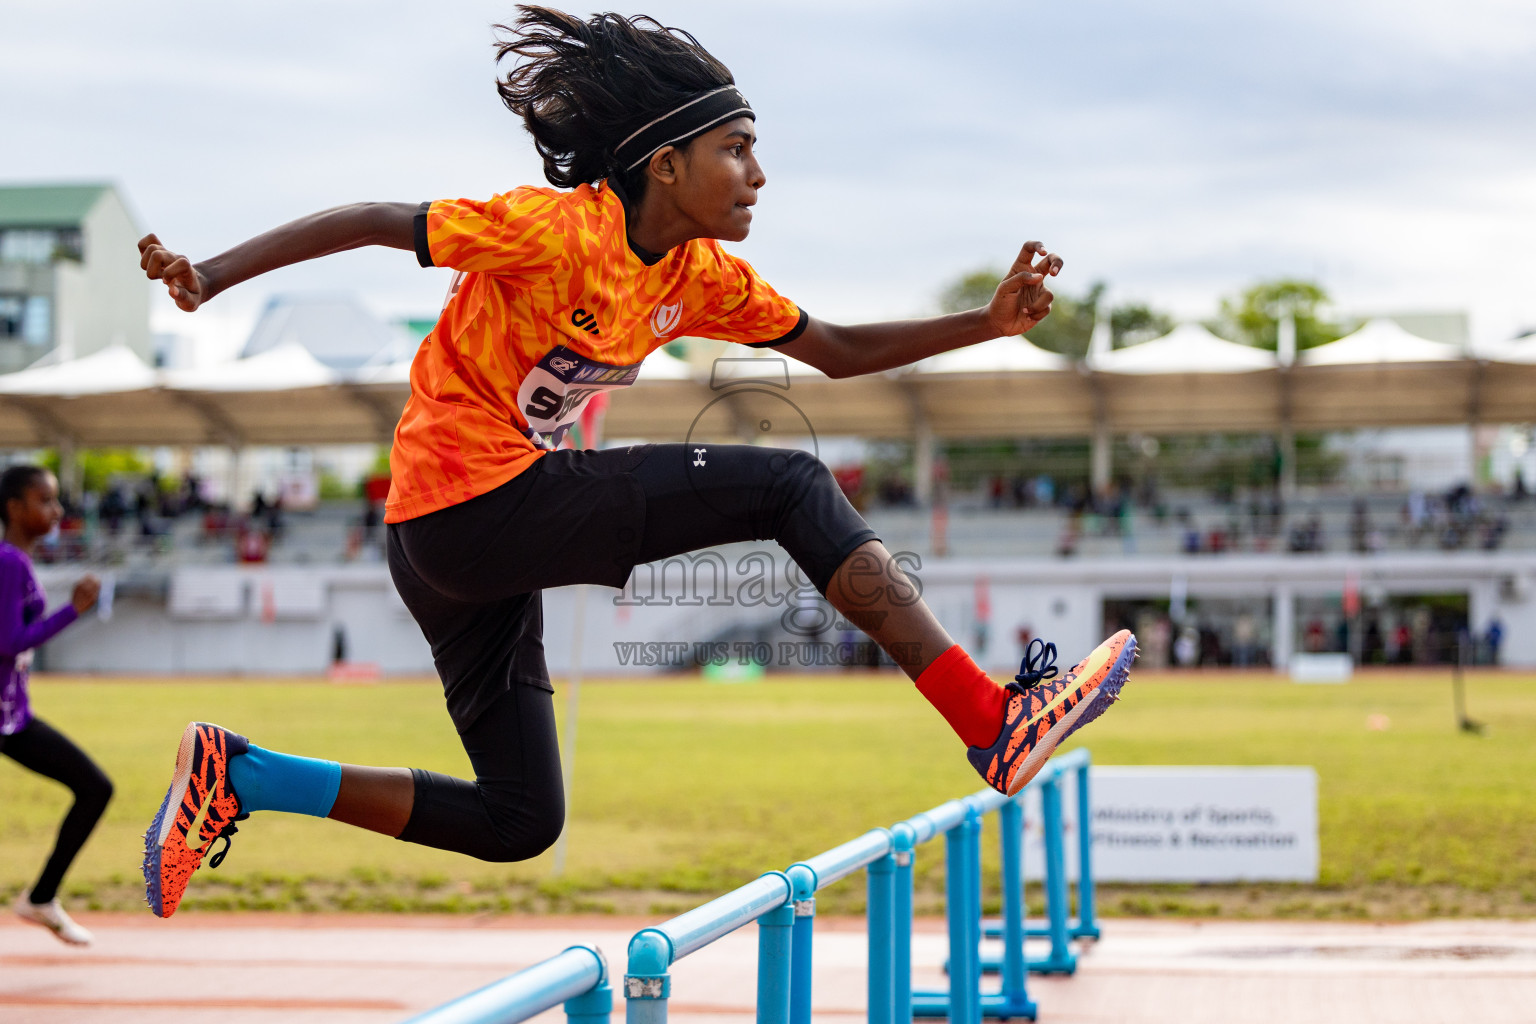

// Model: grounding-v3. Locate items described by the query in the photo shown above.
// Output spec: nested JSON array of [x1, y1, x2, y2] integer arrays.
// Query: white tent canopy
[[0, 320, 1524, 455], [0, 343, 157, 396], [1090, 323, 1278, 374], [917, 336, 1070, 374], [1300, 318, 1462, 365], [163, 342, 338, 392], [1474, 333, 1536, 365]]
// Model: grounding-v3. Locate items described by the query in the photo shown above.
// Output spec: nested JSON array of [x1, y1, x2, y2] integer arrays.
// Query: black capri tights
[[389, 443, 877, 862], [1, 717, 114, 903]]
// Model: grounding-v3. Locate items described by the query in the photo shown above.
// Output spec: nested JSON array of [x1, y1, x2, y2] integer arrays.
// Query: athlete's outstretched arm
[[775, 240, 1063, 379], [138, 203, 418, 312]]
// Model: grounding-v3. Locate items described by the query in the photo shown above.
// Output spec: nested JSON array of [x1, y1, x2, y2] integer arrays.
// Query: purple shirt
[[0, 542, 78, 736]]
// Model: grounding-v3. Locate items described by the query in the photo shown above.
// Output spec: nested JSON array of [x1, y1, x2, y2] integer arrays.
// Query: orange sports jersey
[[384, 181, 806, 523]]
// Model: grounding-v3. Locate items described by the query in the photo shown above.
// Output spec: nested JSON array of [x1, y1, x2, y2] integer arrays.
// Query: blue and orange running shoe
[[142, 722, 248, 918], [969, 630, 1137, 796]]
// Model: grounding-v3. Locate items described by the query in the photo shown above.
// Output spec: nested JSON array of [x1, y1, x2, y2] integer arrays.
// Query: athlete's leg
[[625, 444, 1135, 779], [2, 717, 114, 903], [396, 682, 564, 861], [626, 444, 1010, 744]]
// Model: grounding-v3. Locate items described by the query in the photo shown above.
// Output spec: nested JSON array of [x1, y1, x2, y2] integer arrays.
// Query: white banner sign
[[1023, 766, 1318, 883]]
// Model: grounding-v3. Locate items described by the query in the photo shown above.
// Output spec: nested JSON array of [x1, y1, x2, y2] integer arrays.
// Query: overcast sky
[[5, 0, 1534, 358]]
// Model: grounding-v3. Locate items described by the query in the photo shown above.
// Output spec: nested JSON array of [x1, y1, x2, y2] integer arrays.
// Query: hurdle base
[[944, 950, 1080, 977], [983, 919, 1101, 941], [978, 952, 1078, 976], [912, 989, 1039, 1021]]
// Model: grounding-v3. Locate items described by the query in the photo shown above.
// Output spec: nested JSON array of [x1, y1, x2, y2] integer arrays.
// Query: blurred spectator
[[362, 501, 381, 544], [201, 504, 234, 544], [1304, 619, 1326, 653], [1233, 612, 1259, 667], [987, 474, 1006, 508], [1138, 613, 1171, 670], [1481, 514, 1508, 551], [1364, 617, 1383, 664], [1173, 624, 1200, 667], [1055, 513, 1080, 558], [236, 525, 270, 564], [1486, 617, 1504, 664], [100, 485, 126, 535], [266, 492, 286, 540], [878, 475, 913, 507], [833, 466, 866, 511], [1351, 499, 1371, 553]]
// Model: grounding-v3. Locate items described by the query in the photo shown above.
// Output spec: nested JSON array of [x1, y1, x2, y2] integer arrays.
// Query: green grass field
[[2, 670, 1533, 919]]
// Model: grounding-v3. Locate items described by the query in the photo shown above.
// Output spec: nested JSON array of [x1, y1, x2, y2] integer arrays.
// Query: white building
[[0, 183, 151, 373]]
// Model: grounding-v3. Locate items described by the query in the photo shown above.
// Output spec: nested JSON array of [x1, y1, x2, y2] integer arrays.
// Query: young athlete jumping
[[136, 7, 1135, 918], [0, 466, 110, 944]]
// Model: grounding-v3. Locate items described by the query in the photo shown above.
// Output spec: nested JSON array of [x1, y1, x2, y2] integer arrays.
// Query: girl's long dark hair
[[495, 6, 736, 203]]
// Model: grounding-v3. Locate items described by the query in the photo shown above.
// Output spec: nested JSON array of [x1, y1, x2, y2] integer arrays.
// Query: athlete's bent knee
[[477, 813, 564, 863], [477, 786, 565, 863]]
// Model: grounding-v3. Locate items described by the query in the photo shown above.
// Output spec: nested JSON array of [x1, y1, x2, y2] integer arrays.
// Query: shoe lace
[[1005, 638, 1058, 696], [206, 813, 248, 870]]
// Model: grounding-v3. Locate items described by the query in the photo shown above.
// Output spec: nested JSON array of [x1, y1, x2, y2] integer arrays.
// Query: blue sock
[[227, 744, 343, 818]]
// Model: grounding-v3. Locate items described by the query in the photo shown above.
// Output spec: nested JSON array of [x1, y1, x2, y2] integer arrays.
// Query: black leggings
[[0, 717, 113, 903], [397, 683, 562, 863], [389, 442, 876, 862]]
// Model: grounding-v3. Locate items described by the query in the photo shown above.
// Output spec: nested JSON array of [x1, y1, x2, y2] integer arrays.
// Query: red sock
[[914, 645, 1009, 748]]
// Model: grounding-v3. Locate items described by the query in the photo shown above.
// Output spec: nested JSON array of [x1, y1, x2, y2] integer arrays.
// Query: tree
[[1110, 303, 1175, 348], [1215, 279, 1344, 352], [937, 269, 1173, 358], [937, 270, 1004, 317]]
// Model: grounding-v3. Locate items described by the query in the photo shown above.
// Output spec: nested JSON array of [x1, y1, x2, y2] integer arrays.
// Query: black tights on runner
[[0, 717, 113, 902], [388, 443, 876, 861]]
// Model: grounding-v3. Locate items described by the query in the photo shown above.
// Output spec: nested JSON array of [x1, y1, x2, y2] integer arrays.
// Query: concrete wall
[[32, 549, 1536, 677]]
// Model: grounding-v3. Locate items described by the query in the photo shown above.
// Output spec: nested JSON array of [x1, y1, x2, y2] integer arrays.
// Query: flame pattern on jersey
[[385, 182, 803, 523]]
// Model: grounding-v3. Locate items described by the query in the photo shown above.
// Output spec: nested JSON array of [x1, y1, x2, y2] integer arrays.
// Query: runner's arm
[[138, 203, 418, 312], [774, 240, 1063, 379]]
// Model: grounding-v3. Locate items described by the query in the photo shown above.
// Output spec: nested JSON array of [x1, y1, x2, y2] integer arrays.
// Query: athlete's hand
[[71, 574, 101, 614], [988, 241, 1062, 336], [138, 234, 209, 312]]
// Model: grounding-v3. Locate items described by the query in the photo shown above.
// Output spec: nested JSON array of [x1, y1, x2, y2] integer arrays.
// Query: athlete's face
[[6, 472, 62, 541], [670, 117, 765, 242]]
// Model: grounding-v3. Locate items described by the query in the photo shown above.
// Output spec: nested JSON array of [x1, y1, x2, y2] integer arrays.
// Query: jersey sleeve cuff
[[742, 307, 809, 349], [413, 201, 434, 268]]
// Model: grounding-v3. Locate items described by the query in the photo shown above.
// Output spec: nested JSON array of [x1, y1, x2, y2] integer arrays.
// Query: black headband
[[612, 85, 754, 173]]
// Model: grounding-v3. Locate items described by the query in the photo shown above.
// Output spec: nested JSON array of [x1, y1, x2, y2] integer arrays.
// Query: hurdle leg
[[1074, 759, 1101, 940], [893, 828, 915, 1024], [565, 977, 613, 1024], [993, 799, 1037, 1018], [758, 902, 795, 1024], [868, 852, 896, 1024], [625, 930, 671, 1024], [787, 865, 817, 1024], [1032, 776, 1077, 976]]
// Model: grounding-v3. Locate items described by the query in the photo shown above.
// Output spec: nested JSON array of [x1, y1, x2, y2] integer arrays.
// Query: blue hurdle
[[404, 748, 1097, 1024]]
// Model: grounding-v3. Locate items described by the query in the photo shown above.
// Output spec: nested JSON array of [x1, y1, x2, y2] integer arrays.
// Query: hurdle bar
[[404, 748, 1097, 1024], [400, 945, 611, 1024]]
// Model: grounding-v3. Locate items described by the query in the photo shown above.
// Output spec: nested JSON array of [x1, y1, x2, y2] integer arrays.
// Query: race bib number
[[517, 346, 642, 449]]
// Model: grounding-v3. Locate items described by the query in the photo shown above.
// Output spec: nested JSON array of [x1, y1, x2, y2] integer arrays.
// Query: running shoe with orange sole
[[969, 629, 1137, 796], [142, 722, 248, 918]]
